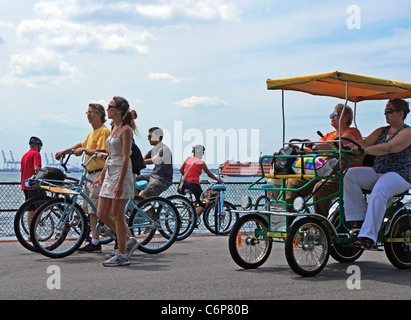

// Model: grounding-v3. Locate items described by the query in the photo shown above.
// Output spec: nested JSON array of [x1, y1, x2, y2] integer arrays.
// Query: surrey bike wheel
[[14, 195, 53, 253], [128, 197, 180, 254], [203, 196, 238, 235], [384, 211, 411, 269], [328, 206, 363, 263], [229, 214, 272, 269], [167, 195, 196, 241], [285, 217, 330, 277], [30, 198, 88, 258]]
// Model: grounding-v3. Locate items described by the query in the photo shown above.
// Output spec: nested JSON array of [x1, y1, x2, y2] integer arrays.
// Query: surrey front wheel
[[229, 214, 272, 269], [30, 198, 88, 258], [285, 217, 330, 277]]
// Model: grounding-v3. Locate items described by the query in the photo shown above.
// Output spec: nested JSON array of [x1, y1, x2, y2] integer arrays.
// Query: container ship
[[220, 158, 271, 176]]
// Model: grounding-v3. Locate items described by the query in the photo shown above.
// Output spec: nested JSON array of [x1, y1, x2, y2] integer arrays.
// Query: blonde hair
[[335, 103, 353, 126]]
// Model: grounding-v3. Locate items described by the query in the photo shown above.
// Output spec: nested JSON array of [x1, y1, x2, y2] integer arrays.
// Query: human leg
[[359, 172, 411, 243], [343, 167, 379, 222]]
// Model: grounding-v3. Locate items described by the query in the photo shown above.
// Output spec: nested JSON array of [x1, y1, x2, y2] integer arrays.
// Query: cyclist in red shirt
[[20, 136, 45, 225]]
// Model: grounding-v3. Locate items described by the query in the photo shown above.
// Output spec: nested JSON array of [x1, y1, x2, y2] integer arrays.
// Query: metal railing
[[0, 181, 268, 240]]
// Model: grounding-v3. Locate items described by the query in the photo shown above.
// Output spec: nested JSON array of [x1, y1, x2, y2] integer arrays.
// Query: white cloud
[[35, 113, 82, 128], [134, 0, 240, 22], [148, 72, 193, 85], [174, 96, 229, 108], [17, 18, 152, 54], [1, 48, 81, 88]]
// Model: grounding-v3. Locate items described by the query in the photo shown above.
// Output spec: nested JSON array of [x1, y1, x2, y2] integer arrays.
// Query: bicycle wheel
[[167, 195, 196, 241], [328, 206, 363, 263], [229, 214, 272, 269], [30, 198, 88, 258], [128, 197, 180, 254], [14, 195, 53, 253], [384, 211, 411, 269], [254, 195, 270, 210], [203, 196, 238, 235], [285, 217, 330, 277]]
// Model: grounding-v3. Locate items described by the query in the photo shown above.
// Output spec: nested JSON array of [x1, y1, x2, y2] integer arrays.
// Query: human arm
[[362, 127, 411, 156], [55, 143, 82, 160], [202, 163, 222, 183]]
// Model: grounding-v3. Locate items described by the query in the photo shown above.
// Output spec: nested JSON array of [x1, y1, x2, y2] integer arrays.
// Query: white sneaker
[[103, 253, 130, 267], [126, 237, 140, 257]]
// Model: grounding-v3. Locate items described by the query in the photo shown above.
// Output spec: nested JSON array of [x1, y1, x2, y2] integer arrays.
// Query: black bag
[[33, 167, 66, 181], [27, 167, 66, 188], [130, 140, 146, 175], [272, 145, 298, 174]]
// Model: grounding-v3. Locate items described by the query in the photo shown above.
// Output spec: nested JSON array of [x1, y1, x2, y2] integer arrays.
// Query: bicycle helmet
[[29, 136, 43, 146]]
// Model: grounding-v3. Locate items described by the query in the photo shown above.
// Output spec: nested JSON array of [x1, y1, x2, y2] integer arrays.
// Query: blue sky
[[1, 0, 410, 168]]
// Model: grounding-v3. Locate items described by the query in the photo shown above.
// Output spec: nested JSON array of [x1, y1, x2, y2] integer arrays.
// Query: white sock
[[91, 238, 99, 245]]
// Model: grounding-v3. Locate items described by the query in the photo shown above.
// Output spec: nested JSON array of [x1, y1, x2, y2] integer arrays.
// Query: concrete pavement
[[1, 235, 410, 301]]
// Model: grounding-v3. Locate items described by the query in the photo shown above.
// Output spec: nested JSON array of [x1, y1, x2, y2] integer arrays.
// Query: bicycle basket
[[201, 187, 220, 203]]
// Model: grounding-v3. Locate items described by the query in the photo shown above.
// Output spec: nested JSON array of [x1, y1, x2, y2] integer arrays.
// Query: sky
[[1, 0, 410, 169]]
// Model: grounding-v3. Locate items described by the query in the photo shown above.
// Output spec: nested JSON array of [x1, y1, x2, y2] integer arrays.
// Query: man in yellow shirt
[[55, 103, 111, 252]]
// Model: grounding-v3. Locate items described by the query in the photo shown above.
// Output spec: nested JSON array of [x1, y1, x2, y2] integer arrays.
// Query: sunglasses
[[107, 104, 118, 110], [384, 108, 397, 115], [329, 111, 339, 118]]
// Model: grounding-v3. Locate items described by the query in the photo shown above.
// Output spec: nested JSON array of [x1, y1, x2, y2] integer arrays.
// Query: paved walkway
[[1, 235, 410, 302]]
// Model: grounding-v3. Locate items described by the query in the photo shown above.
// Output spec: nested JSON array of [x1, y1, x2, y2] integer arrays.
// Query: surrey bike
[[29, 150, 180, 258], [229, 71, 411, 277]]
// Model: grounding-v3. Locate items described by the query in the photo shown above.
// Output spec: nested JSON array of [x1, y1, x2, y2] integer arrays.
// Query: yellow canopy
[[266, 71, 411, 102]]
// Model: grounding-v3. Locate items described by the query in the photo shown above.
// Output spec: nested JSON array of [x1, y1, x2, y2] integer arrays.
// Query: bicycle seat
[[261, 184, 275, 189], [134, 181, 148, 191], [211, 184, 226, 191]]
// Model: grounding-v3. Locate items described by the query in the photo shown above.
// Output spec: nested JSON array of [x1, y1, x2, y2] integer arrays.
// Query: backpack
[[131, 140, 146, 175]]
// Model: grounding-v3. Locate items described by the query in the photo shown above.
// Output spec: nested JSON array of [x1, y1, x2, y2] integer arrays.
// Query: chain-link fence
[[0, 181, 267, 240]]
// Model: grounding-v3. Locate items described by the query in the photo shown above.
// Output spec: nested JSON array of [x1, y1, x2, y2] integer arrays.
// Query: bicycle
[[14, 152, 81, 253], [29, 151, 180, 258], [170, 165, 239, 238]]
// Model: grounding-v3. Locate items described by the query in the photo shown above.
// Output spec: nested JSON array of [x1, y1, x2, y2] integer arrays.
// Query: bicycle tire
[[384, 211, 411, 269], [328, 206, 363, 263], [254, 195, 270, 210], [285, 217, 330, 277], [30, 198, 88, 258], [128, 197, 180, 254], [14, 195, 53, 253], [229, 214, 272, 269], [167, 195, 196, 240], [203, 197, 238, 235]]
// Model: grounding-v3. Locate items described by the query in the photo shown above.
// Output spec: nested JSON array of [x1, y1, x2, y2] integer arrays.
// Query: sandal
[[353, 237, 374, 249]]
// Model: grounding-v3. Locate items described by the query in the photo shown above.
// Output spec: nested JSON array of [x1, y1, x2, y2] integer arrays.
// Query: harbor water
[[0, 171, 267, 240]]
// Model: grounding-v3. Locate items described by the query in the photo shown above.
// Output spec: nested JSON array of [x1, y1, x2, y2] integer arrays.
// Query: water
[[0, 171, 256, 183], [0, 171, 260, 240]]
